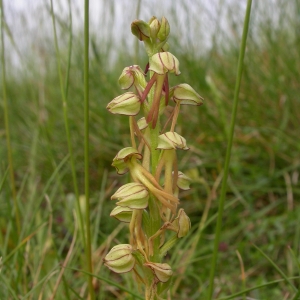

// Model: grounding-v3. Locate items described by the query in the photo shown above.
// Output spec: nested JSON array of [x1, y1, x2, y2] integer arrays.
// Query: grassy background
[[1, 0, 300, 299]]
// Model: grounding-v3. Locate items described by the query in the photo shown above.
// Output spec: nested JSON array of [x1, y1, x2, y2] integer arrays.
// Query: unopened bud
[[157, 17, 170, 41], [157, 132, 189, 150], [144, 262, 173, 282], [111, 183, 149, 209], [149, 52, 180, 75], [149, 17, 160, 41], [131, 20, 150, 41], [103, 244, 135, 273], [169, 83, 204, 106], [107, 92, 141, 116]]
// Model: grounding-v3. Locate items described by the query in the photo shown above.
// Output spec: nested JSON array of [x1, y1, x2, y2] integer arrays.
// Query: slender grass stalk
[[253, 244, 297, 293], [83, 0, 95, 298], [207, 0, 253, 298], [217, 276, 300, 300], [0, 0, 21, 235], [49, 0, 86, 249]]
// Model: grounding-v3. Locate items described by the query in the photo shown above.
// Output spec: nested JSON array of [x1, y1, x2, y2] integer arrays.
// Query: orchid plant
[[103, 16, 203, 300]]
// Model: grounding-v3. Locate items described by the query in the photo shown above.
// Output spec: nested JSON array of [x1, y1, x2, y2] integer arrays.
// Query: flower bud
[[118, 65, 147, 93], [103, 244, 135, 273], [157, 132, 189, 150], [111, 183, 149, 209], [176, 171, 192, 190], [144, 262, 173, 282], [131, 20, 150, 41], [157, 17, 170, 41], [149, 52, 180, 75], [107, 92, 141, 116], [112, 147, 142, 175], [169, 83, 204, 106], [149, 17, 160, 41], [110, 206, 133, 223]]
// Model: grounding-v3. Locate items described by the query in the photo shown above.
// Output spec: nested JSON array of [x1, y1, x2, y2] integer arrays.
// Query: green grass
[[1, 0, 300, 299]]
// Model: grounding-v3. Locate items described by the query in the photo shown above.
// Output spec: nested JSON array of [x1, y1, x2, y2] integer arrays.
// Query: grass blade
[[83, 0, 95, 298], [253, 244, 298, 293], [207, 0, 253, 298]]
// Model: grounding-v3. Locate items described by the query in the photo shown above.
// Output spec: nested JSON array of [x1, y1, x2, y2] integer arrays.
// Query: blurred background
[[1, 0, 300, 298]]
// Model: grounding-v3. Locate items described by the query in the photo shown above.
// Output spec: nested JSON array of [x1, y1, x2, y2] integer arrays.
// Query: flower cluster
[[104, 16, 203, 299]]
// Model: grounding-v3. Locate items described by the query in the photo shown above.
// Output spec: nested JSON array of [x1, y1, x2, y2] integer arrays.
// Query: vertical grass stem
[[207, 0, 252, 298], [84, 0, 95, 298]]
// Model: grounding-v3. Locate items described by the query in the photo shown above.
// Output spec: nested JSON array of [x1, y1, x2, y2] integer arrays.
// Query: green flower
[[107, 92, 141, 116], [169, 83, 204, 106], [110, 206, 133, 223], [149, 52, 180, 75], [111, 147, 142, 175], [172, 208, 191, 238], [176, 171, 192, 190], [104, 244, 135, 273], [157, 132, 189, 150], [111, 182, 149, 209], [118, 65, 147, 95], [144, 262, 173, 282]]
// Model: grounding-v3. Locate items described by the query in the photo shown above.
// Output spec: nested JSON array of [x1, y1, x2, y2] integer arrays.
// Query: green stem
[[0, 0, 21, 235], [83, 0, 95, 298], [207, 0, 252, 298], [147, 69, 163, 264]]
